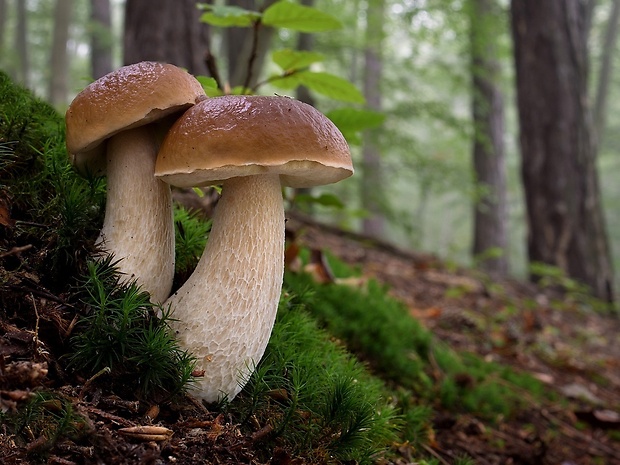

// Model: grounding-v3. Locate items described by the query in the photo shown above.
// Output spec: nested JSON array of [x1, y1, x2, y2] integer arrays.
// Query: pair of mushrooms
[[65, 62, 353, 402]]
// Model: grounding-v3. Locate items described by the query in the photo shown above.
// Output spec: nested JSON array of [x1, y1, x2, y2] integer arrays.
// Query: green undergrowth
[[0, 72, 405, 462], [67, 256, 197, 401], [231, 292, 400, 463], [283, 252, 551, 420], [0, 71, 106, 287]]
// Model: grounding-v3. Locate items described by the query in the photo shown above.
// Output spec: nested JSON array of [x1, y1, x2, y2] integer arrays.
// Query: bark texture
[[470, 0, 508, 276], [48, 0, 72, 107], [361, 0, 386, 238], [511, 0, 614, 302], [123, 0, 210, 75]]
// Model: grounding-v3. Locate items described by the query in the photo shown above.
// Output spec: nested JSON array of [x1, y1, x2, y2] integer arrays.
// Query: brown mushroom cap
[[154, 95, 353, 189], [65, 61, 206, 173]]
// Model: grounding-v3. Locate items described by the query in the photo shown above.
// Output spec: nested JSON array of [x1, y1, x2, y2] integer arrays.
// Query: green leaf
[[294, 192, 345, 209], [263, 1, 342, 32], [195, 75, 218, 90], [268, 72, 303, 90], [296, 71, 365, 104], [198, 4, 261, 27], [325, 108, 385, 144], [272, 49, 325, 72]]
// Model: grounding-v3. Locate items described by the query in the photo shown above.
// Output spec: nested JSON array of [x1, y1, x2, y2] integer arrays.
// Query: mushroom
[[154, 95, 353, 402], [65, 61, 206, 303]]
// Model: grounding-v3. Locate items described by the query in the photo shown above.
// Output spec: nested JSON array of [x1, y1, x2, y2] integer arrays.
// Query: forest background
[[1, 0, 619, 306]]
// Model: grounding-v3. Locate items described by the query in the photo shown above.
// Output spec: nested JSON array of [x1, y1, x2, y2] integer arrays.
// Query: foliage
[[68, 256, 196, 401], [197, 0, 373, 124]]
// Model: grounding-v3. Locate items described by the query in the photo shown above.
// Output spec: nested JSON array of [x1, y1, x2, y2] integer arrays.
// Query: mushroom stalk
[[97, 125, 174, 303], [165, 173, 285, 402]]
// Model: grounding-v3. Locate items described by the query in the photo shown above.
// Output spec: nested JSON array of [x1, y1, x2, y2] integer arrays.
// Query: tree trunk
[[469, 0, 508, 276], [90, 0, 113, 79], [292, 0, 316, 213], [0, 0, 6, 57], [48, 0, 73, 107], [593, 0, 620, 152], [15, 0, 29, 87], [511, 0, 614, 302], [361, 0, 385, 238], [123, 0, 211, 76]]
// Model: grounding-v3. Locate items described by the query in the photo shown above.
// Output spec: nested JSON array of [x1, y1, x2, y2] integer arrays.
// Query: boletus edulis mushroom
[[65, 61, 206, 303], [155, 95, 353, 402]]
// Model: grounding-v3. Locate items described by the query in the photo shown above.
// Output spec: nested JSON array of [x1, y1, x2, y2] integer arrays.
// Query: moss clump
[[284, 259, 549, 421], [231, 292, 400, 464], [67, 257, 197, 401], [0, 70, 105, 288]]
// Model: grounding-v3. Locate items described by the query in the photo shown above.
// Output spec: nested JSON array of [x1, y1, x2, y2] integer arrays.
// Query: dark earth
[[1, 203, 620, 464]]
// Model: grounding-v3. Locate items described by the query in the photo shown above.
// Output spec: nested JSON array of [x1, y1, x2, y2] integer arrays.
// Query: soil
[[2, 207, 620, 465], [287, 212, 620, 465]]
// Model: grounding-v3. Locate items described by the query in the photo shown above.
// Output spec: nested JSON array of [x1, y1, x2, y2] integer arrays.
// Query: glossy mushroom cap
[[154, 95, 353, 188], [66, 61, 206, 174]]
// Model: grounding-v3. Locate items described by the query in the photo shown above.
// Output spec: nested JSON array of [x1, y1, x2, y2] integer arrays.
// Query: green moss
[[0, 70, 105, 287], [232, 292, 400, 464], [284, 257, 551, 420]]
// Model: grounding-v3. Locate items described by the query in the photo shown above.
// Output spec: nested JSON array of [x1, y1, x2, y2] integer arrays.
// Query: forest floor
[[2, 207, 620, 465], [288, 212, 620, 465]]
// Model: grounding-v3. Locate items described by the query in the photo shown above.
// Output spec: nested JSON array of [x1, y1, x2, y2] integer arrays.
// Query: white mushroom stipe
[[65, 61, 206, 304], [97, 126, 174, 303], [165, 174, 284, 402], [155, 95, 353, 402]]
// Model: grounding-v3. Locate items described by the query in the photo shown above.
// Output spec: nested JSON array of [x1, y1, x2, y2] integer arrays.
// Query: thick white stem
[[166, 174, 285, 402], [97, 125, 175, 303]]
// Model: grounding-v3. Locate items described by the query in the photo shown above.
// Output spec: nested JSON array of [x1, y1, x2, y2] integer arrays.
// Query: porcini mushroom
[[65, 61, 206, 303], [155, 95, 353, 402]]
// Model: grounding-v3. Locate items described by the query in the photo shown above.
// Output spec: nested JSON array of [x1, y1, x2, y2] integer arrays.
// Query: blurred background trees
[[1, 0, 619, 304]]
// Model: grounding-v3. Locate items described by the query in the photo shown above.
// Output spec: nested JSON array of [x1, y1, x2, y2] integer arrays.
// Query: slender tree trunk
[[593, 0, 620, 152], [90, 0, 113, 79], [361, 0, 385, 238], [469, 0, 508, 276], [48, 0, 72, 107], [0, 0, 6, 58], [123, 0, 211, 76], [511, 0, 614, 302], [15, 0, 29, 87], [292, 0, 316, 212]]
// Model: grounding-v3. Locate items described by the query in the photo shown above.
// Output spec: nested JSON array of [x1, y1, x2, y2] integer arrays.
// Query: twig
[[540, 408, 620, 459], [79, 367, 111, 400], [29, 293, 40, 351], [0, 244, 33, 258], [204, 48, 224, 91], [241, 20, 262, 94]]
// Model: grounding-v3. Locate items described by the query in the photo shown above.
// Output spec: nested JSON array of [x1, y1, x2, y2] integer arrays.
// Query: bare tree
[[90, 0, 113, 79], [511, 0, 614, 302], [469, 0, 508, 276], [48, 0, 73, 106]]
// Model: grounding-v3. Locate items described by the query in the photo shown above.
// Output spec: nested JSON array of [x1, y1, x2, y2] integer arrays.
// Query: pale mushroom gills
[[155, 95, 353, 402]]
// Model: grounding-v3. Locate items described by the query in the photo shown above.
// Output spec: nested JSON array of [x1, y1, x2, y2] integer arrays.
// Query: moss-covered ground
[[1, 72, 619, 464]]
